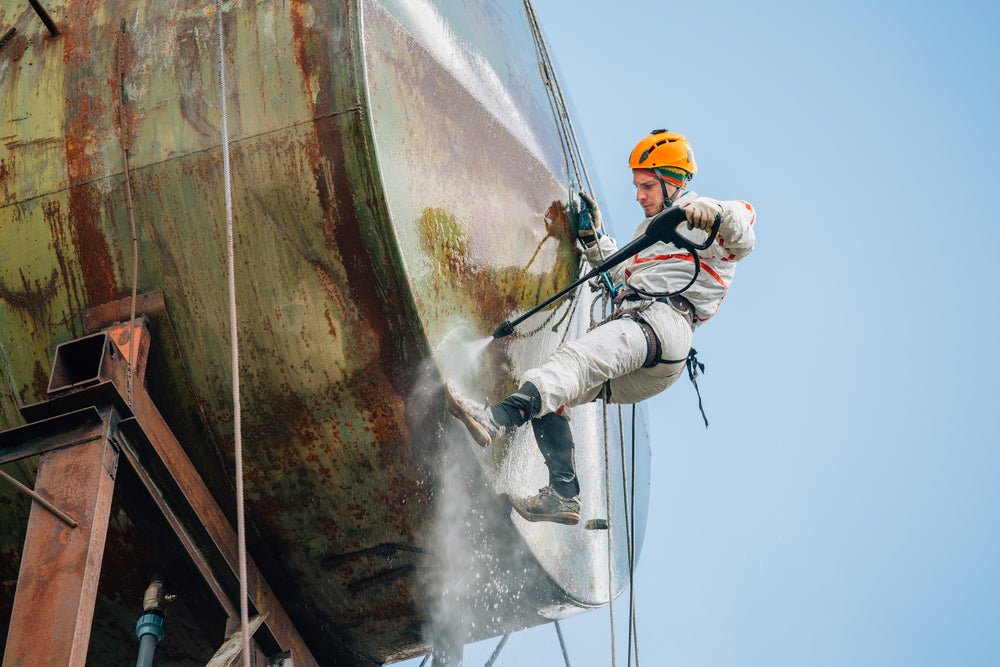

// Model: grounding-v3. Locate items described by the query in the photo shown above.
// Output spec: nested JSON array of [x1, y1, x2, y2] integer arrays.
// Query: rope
[[629, 404, 641, 665], [522, 0, 593, 196], [554, 620, 572, 667], [521, 0, 601, 350], [522, 5, 622, 665], [115, 19, 138, 408], [523, 4, 637, 665], [124, 143, 138, 409], [618, 406, 639, 666], [214, 2, 250, 665], [601, 401, 617, 667], [484, 633, 510, 667]]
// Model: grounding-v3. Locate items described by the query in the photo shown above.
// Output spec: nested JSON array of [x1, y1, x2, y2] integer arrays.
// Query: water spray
[[492, 205, 721, 338]]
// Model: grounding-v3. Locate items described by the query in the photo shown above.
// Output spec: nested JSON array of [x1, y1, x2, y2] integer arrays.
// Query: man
[[446, 129, 756, 525]]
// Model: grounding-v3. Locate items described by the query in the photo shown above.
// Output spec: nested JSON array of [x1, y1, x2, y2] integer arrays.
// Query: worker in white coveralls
[[446, 129, 756, 525]]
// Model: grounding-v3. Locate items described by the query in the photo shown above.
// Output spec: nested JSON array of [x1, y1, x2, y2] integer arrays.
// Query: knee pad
[[492, 382, 542, 427]]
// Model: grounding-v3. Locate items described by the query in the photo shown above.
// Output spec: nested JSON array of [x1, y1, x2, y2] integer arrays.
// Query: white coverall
[[522, 189, 756, 417]]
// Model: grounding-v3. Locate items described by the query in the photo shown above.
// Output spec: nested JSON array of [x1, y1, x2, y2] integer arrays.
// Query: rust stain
[[67, 184, 117, 306], [61, 24, 118, 306], [62, 95, 102, 184], [31, 359, 49, 399], [0, 157, 10, 195], [289, 0, 315, 107], [311, 118, 421, 401], [42, 200, 86, 328], [175, 19, 216, 141], [0, 267, 58, 316]]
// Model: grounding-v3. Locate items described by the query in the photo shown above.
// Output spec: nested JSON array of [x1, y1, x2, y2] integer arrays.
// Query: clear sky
[[404, 0, 1000, 664]]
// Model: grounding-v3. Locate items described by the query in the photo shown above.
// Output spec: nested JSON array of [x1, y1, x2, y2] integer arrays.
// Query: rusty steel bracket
[[0, 319, 319, 667]]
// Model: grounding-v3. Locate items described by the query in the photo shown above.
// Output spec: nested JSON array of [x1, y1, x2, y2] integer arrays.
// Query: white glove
[[685, 199, 722, 232]]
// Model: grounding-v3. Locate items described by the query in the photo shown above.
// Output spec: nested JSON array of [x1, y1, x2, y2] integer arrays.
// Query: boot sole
[[508, 496, 580, 526], [444, 381, 492, 448]]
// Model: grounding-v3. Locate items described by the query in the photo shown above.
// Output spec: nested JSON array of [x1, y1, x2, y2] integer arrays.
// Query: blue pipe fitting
[[135, 613, 165, 643]]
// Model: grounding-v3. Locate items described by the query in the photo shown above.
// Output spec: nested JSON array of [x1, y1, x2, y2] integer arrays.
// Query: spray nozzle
[[492, 320, 515, 339]]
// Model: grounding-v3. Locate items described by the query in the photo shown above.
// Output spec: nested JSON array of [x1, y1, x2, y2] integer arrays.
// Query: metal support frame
[[0, 318, 317, 666], [1, 408, 118, 666]]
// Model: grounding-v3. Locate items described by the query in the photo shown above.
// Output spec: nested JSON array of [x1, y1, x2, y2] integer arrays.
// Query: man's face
[[633, 170, 678, 217]]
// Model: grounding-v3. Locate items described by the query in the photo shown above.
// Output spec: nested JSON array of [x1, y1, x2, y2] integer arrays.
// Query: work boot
[[508, 485, 581, 526], [444, 381, 504, 448]]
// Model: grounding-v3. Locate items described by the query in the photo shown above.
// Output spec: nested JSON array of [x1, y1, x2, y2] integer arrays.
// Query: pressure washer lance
[[493, 205, 721, 338]]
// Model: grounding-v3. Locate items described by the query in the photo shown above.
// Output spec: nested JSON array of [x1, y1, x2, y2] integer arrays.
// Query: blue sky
[[404, 0, 1000, 664]]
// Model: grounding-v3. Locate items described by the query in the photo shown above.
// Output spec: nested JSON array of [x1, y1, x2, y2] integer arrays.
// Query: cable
[[522, 0, 602, 346], [214, 2, 250, 665], [619, 405, 640, 666], [602, 401, 617, 667], [115, 19, 139, 408], [617, 407, 633, 666], [484, 633, 510, 667], [124, 143, 138, 409], [524, 5, 643, 665], [629, 404, 641, 665], [522, 0, 592, 196], [554, 620, 572, 667]]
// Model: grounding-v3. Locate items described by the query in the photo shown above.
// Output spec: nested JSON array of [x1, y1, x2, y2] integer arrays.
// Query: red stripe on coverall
[[626, 253, 729, 289]]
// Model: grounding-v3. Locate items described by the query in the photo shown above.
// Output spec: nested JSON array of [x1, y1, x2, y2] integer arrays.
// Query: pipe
[[27, 0, 59, 37], [135, 578, 170, 667], [0, 27, 15, 50]]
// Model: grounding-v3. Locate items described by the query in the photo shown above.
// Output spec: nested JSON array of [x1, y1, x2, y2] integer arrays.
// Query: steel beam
[[107, 326, 318, 664], [113, 370, 319, 665], [1, 410, 117, 667]]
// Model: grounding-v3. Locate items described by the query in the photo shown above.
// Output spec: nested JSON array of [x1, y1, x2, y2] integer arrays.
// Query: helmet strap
[[657, 173, 686, 211]]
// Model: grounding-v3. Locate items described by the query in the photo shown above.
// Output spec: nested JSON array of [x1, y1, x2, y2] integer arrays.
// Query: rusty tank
[[0, 0, 650, 664]]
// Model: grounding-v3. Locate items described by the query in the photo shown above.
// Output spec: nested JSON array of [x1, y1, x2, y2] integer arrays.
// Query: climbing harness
[[605, 288, 710, 426]]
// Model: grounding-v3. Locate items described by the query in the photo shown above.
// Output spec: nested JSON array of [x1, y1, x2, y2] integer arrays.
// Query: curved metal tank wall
[[0, 0, 651, 663], [360, 0, 650, 613]]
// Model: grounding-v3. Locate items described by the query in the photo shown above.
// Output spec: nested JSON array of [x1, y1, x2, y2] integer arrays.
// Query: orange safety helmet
[[628, 129, 697, 177]]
